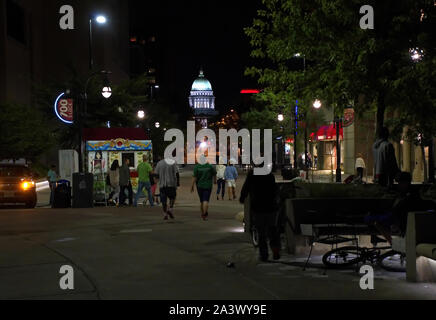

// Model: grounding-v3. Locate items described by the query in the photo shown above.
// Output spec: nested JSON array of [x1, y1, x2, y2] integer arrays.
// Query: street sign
[[54, 92, 74, 124]]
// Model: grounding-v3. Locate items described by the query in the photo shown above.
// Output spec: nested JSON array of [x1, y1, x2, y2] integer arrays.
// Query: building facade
[[0, 0, 130, 107], [188, 69, 218, 128]]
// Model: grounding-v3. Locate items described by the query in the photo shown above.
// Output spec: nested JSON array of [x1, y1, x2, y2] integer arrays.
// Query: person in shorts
[[155, 158, 179, 220], [191, 155, 217, 220], [224, 160, 238, 200]]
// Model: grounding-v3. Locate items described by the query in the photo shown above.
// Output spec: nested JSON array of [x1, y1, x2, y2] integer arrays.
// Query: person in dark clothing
[[119, 158, 133, 206], [373, 127, 400, 187], [240, 169, 281, 262], [365, 172, 435, 244]]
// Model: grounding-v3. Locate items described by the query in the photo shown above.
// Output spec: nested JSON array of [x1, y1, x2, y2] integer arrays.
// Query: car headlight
[[21, 181, 35, 191]]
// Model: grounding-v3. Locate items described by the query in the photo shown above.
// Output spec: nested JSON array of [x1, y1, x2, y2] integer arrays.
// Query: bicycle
[[322, 243, 406, 272]]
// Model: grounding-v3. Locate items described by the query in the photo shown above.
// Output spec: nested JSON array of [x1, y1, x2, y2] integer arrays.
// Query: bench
[[283, 198, 395, 254], [406, 211, 436, 282]]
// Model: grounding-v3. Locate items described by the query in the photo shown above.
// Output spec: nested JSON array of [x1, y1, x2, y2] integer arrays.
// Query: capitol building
[[189, 69, 218, 128]]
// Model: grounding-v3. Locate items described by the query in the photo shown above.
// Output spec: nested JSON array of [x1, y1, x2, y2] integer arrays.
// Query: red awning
[[315, 125, 343, 141], [83, 128, 149, 141]]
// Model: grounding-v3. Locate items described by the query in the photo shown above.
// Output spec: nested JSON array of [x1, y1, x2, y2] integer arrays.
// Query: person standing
[[47, 165, 58, 206], [155, 158, 179, 220], [134, 155, 154, 207], [119, 158, 133, 206], [150, 164, 160, 206], [373, 127, 400, 187], [224, 160, 238, 201], [240, 167, 281, 262], [108, 160, 120, 206], [216, 160, 226, 201], [355, 153, 366, 182], [191, 155, 217, 220]]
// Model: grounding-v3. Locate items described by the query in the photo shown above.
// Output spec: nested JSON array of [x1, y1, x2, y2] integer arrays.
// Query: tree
[[0, 103, 55, 161], [245, 0, 434, 138]]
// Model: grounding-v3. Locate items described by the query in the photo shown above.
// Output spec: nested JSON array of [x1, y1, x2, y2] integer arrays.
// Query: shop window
[[6, 0, 26, 44]]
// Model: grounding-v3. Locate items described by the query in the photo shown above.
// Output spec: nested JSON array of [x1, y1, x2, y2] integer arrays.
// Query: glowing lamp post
[[102, 86, 112, 99]]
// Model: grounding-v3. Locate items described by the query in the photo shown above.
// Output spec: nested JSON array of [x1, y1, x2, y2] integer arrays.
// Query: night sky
[[129, 0, 261, 115]]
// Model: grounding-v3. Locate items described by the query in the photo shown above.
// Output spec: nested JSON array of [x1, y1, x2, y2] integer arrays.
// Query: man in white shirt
[[216, 159, 226, 201], [155, 158, 179, 220], [355, 153, 366, 182]]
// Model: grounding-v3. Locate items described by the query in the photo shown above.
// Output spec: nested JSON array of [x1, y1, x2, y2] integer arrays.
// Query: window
[[6, 0, 26, 44]]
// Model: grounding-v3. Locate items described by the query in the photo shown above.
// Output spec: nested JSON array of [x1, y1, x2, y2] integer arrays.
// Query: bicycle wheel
[[251, 228, 259, 248], [378, 250, 406, 273], [322, 246, 363, 268]]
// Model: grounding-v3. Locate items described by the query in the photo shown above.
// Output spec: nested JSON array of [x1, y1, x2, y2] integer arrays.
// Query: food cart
[[83, 128, 153, 203]]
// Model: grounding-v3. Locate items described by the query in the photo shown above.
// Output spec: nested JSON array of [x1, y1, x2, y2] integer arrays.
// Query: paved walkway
[[0, 169, 434, 300]]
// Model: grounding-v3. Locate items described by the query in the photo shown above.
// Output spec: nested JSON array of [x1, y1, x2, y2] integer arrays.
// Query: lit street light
[[137, 110, 146, 120], [95, 15, 107, 24], [155, 122, 160, 128], [102, 86, 112, 99], [313, 99, 322, 110], [410, 48, 424, 62]]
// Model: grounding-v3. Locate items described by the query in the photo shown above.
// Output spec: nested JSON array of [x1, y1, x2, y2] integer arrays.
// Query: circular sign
[[343, 107, 355, 128], [54, 93, 74, 124]]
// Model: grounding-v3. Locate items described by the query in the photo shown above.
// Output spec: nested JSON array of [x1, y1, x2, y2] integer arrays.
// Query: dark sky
[[129, 0, 261, 114]]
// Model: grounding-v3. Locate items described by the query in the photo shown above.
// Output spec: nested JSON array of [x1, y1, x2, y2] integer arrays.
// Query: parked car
[[0, 164, 37, 208]]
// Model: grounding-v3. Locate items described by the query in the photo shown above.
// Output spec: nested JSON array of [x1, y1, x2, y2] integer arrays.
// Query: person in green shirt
[[134, 155, 154, 207], [191, 155, 217, 220]]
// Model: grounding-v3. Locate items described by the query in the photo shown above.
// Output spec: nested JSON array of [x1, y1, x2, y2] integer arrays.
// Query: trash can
[[52, 180, 72, 208], [72, 173, 94, 208], [281, 165, 297, 180]]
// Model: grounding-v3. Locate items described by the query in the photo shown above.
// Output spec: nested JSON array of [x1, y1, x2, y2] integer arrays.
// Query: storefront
[[83, 128, 152, 203], [315, 124, 343, 171]]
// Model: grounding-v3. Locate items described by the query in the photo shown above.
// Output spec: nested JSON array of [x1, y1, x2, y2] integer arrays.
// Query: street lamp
[[155, 122, 160, 129], [77, 70, 112, 173], [95, 15, 107, 24], [89, 14, 108, 70], [137, 110, 145, 120], [102, 86, 112, 99], [313, 99, 322, 110], [410, 48, 424, 62]]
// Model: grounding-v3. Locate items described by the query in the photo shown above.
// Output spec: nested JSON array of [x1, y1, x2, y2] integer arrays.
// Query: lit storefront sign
[[54, 92, 74, 124], [87, 139, 152, 151]]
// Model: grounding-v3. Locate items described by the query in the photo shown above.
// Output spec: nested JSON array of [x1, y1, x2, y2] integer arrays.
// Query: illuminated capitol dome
[[189, 69, 218, 128]]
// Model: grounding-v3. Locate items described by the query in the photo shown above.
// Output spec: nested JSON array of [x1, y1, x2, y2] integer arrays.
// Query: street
[[0, 172, 435, 300]]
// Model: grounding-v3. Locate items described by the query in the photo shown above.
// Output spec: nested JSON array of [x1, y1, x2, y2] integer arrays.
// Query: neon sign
[[54, 92, 74, 124]]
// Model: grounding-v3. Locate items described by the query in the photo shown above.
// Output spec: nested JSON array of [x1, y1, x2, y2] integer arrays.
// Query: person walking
[[134, 155, 154, 207], [150, 164, 160, 206], [108, 160, 120, 206], [216, 160, 226, 201], [240, 166, 281, 262], [119, 158, 133, 206], [373, 127, 400, 187], [355, 153, 366, 182], [155, 158, 179, 220], [191, 155, 217, 221], [47, 165, 58, 206], [224, 160, 238, 200]]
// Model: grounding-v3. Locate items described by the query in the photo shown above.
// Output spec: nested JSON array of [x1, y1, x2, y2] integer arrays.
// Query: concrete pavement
[[0, 172, 435, 300]]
